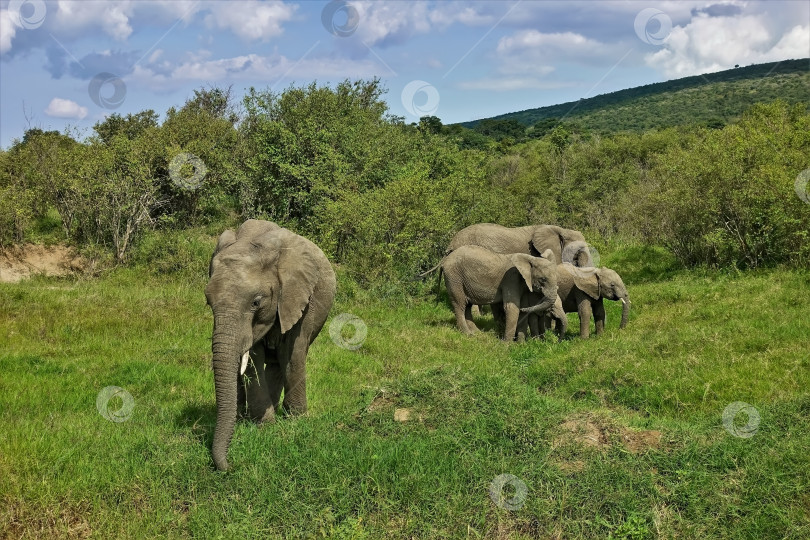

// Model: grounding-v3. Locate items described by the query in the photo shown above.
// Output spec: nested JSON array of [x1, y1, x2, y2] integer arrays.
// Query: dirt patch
[[555, 416, 611, 449], [0, 244, 85, 283], [621, 428, 662, 453], [366, 391, 396, 413]]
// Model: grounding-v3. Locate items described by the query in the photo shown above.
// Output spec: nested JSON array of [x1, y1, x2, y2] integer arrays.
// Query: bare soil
[[0, 244, 85, 283]]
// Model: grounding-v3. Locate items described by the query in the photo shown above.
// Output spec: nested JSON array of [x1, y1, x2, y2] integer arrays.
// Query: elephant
[[440, 245, 559, 341], [554, 263, 630, 338], [205, 219, 336, 471], [446, 223, 593, 266], [420, 223, 593, 317]]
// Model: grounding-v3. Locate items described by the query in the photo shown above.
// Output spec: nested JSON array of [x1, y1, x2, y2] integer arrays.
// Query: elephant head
[[530, 225, 592, 267], [204, 220, 320, 471], [570, 266, 630, 328], [511, 253, 558, 315]]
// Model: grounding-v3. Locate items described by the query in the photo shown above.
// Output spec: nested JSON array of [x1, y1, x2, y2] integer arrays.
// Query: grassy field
[[1, 246, 809, 539]]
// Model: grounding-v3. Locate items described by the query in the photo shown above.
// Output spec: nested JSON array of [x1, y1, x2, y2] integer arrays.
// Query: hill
[[459, 58, 809, 134]]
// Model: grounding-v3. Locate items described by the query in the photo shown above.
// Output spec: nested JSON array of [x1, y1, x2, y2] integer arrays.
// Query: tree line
[[1, 79, 808, 283]]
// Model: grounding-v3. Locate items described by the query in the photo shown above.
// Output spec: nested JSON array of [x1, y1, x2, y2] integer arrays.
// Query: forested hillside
[[459, 59, 809, 137]]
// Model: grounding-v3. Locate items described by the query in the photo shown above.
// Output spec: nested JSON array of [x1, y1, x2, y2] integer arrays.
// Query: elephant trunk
[[520, 295, 555, 314], [620, 296, 630, 329], [211, 316, 240, 471]]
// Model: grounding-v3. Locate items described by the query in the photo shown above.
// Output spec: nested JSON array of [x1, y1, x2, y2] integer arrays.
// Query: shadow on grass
[[176, 403, 217, 449]]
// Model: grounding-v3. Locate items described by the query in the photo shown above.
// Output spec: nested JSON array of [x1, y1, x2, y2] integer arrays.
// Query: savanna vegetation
[[1, 64, 809, 538], [462, 58, 810, 135]]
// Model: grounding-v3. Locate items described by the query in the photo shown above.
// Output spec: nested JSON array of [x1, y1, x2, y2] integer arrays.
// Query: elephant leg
[[491, 302, 505, 334], [264, 349, 284, 419], [280, 325, 309, 415], [464, 304, 479, 332], [593, 298, 606, 336], [503, 303, 519, 341], [244, 343, 275, 423], [577, 295, 593, 338], [470, 305, 481, 318], [528, 313, 541, 339], [552, 305, 568, 341]]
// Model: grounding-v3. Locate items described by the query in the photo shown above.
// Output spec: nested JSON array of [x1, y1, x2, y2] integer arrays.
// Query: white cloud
[[645, 14, 810, 78], [204, 1, 296, 41], [497, 30, 623, 66], [54, 0, 136, 40], [44, 98, 88, 119], [0, 9, 17, 54]]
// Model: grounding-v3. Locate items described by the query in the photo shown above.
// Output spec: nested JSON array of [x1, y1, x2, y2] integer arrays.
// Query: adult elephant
[[447, 223, 592, 266], [555, 263, 630, 338], [205, 219, 336, 471], [441, 246, 561, 341]]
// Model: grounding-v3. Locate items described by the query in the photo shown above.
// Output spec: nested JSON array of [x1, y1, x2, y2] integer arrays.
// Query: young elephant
[[441, 246, 559, 341], [556, 263, 630, 338]]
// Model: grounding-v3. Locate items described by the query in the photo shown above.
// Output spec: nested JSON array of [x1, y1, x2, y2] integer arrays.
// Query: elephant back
[[447, 224, 537, 255]]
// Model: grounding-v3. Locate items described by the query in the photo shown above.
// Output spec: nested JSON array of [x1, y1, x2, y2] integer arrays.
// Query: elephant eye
[[252, 296, 262, 309]]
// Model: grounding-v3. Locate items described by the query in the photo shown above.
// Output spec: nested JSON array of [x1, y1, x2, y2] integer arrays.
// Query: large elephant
[[446, 223, 592, 266], [555, 263, 630, 338], [441, 246, 559, 341], [205, 219, 336, 471]]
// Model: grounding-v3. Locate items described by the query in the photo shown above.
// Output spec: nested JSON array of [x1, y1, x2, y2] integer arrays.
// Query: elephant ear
[[571, 266, 600, 299], [510, 254, 534, 293], [540, 248, 557, 265], [276, 233, 320, 334], [209, 229, 236, 277], [530, 226, 562, 257]]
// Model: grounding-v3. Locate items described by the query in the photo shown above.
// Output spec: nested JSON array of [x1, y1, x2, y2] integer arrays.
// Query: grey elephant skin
[[447, 223, 592, 266], [441, 246, 559, 341], [555, 263, 630, 338], [205, 219, 336, 471]]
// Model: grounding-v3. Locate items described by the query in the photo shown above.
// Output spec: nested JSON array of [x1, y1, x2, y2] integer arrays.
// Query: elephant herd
[[204, 219, 629, 470], [424, 223, 630, 342]]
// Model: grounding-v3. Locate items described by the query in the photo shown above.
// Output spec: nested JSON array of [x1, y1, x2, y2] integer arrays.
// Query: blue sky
[[1, 0, 808, 148]]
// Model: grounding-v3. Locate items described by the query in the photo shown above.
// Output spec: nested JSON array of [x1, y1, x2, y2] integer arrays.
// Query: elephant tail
[[417, 261, 443, 278]]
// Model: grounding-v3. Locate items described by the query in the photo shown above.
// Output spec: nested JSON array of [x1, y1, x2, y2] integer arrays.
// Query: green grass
[[1, 258, 809, 538]]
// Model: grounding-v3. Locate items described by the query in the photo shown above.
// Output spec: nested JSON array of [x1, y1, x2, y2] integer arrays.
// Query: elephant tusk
[[240, 351, 250, 376], [620, 298, 626, 305]]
